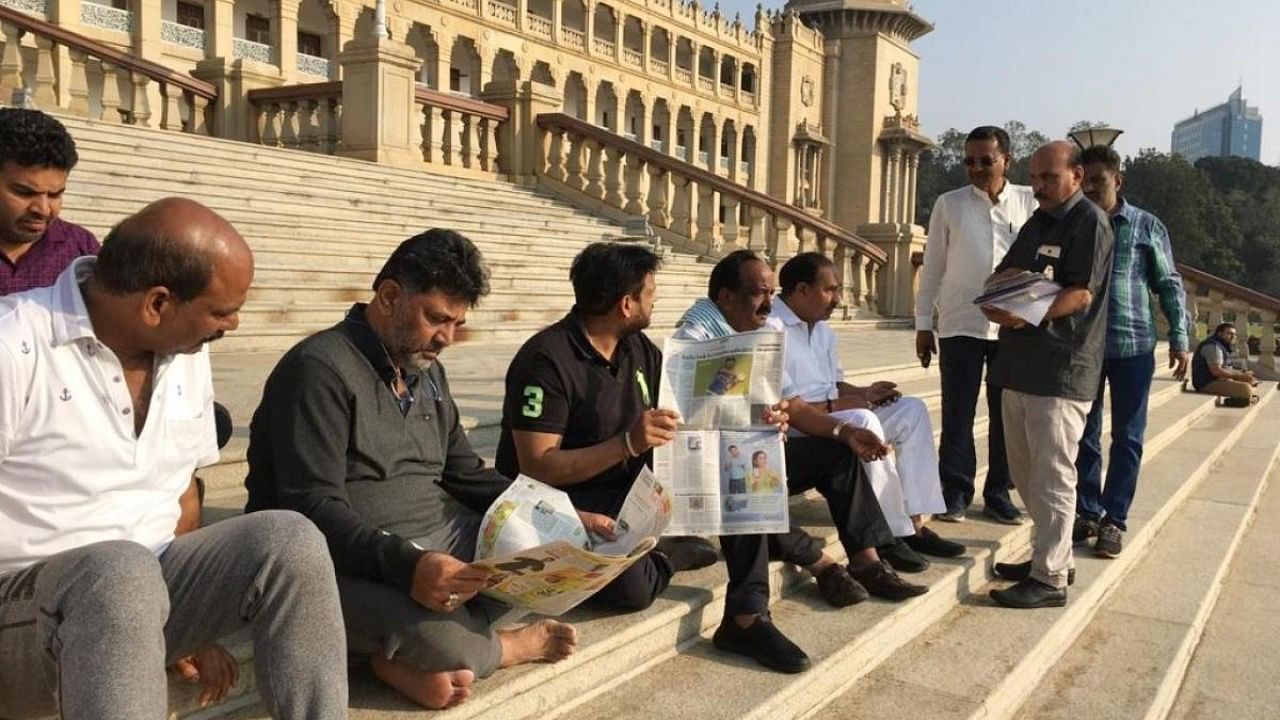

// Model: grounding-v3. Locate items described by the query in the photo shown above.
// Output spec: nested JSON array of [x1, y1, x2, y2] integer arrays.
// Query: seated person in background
[[1190, 322, 1258, 405], [245, 230, 576, 711], [765, 252, 964, 572], [0, 198, 348, 720], [498, 242, 813, 675], [674, 250, 928, 606], [0, 108, 99, 296]]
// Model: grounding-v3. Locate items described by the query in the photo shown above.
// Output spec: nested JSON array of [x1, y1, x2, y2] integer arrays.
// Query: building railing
[[161, 19, 205, 50], [79, 0, 131, 34], [246, 81, 508, 176], [233, 37, 273, 64], [486, 0, 516, 26], [526, 13, 552, 37], [536, 112, 887, 312], [0, 5, 217, 132], [418, 86, 509, 173], [561, 26, 584, 49], [0, 0, 48, 18], [1179, 263, 1279, 374], [296, 52, 331, 78], [593, 36, 614, 57]]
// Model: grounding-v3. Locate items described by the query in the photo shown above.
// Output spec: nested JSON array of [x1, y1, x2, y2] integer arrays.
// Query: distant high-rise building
[[1171, 86, 1263, 163]]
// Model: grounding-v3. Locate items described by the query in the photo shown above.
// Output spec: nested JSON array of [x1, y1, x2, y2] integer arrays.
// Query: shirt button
[[113, 376, 121, 383], [122, 408, 131, 415]]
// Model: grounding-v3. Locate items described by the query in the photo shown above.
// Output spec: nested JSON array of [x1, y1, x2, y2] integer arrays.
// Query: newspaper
[[472, 468, 671, 616], [655, 330, 790, 535], [973, 270, 1063, 326]]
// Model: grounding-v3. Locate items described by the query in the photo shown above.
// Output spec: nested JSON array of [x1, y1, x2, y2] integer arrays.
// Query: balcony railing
[[297, 52, 330, 79], [649, 138, 665, 153], [160, 20, 204, 50], [0, 0, 47, 18], [623, 48, 642, 67], [526, 13, 552, 37], [593, 37, 614, 56], [675, 67, 692, 83], [486, 0, 516, 26], [652, 58, 669, 75], [697, 75, 713, 92], [233, 37, 274, 65], [561, 26, 584, 49], [80, 0, 132, 33]]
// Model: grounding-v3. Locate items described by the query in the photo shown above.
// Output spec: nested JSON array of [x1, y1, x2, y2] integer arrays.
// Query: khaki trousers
[[1002, 389, 1092, 589], [1199, 377, 1254, 402]]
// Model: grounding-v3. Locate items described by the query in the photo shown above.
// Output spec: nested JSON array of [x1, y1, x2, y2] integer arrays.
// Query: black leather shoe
[[814, 564, 868, 607], [990, 578, 1067, 608], [851, 560, 929, 601], [712, 614, 811, 674], [904, 526, 965, 558], [878, 538, 930, 573], [655, 537, 719, 573], [1073, 515, 1100, 545], [993, 560, 1075, 586]]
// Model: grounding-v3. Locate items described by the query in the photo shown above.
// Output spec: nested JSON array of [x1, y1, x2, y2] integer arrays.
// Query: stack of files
[[973, 271, 1062, 326]]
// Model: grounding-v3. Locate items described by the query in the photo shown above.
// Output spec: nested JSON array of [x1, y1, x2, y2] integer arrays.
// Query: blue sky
[[718, 0, 1278, 163]]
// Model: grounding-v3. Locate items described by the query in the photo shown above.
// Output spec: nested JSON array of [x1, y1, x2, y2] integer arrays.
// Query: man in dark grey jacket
[[245, 230, 577, 710]]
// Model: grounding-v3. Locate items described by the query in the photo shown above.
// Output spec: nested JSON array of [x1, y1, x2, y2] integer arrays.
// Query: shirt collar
[[1112, 196, 1138, 225], [969, 180, 1010, 205], [342, 303, 416, 387], [49, 256, 100, 347], [771, 297, 805, 327], [1044, 189, 1086, 220], [563, 309, 629, 368]]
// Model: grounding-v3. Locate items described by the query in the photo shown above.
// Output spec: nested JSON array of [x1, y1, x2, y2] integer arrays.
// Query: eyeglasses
[[963, 156, 998, 168]]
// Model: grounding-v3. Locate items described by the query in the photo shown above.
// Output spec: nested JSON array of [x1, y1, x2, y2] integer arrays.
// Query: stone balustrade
[[536, 112, 887, 316], [247, 81, 342, 154], [1179, 263, 1280, 376], [247, 80, 507, 177], [0, 5, 216, 133]]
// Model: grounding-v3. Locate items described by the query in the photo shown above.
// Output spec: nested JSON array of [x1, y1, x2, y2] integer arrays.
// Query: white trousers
[[831, 396, 946, 538]]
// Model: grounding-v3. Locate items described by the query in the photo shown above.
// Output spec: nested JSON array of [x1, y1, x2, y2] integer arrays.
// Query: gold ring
[[445, 591, 459, 608]]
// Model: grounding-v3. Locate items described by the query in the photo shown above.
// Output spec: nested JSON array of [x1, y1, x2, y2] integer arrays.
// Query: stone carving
[[297, 52, 332, 78], [800, 75, 813, 106], [0, 0, 50, 18], [889, 62, 908, 112], [234, 37, 275, 65]]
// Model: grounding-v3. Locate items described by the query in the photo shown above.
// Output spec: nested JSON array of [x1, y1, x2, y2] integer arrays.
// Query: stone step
[[185, 355, 1193, 719], [1165, 423, 1280, 720], [467, 389, 1231, 720], [809, 386, 1277, 720], [1013, 398, 1280, 720]]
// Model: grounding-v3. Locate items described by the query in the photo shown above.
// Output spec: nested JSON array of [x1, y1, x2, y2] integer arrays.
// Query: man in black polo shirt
[[245, 230, 578, 710], [498, 242, 810, 674], [984, 141, 1114, 609]]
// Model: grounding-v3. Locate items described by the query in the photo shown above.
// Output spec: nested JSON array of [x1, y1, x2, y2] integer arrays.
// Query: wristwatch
[[831, 420, 850, 439]]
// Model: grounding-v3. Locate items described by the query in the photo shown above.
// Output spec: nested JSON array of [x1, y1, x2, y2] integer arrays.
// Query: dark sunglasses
[[963, 156, 998, 168]]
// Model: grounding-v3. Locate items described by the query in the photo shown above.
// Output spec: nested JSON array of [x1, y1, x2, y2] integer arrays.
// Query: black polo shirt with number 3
[[496, 312, 662, 516]]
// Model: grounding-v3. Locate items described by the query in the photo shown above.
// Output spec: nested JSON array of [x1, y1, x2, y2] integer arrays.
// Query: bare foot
[[498, 619, 579, 668], [370, 656, 474, 710]]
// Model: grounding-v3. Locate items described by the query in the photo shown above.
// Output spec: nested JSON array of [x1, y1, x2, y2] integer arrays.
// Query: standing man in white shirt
[[916, 126, 1039, 525], [0, 198, 348, 719]]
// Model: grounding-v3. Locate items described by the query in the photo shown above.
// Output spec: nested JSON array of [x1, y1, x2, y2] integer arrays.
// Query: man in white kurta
[[768, 253, 963, 569]]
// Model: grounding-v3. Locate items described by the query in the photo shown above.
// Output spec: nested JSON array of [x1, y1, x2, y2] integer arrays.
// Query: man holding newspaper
[[982, 141, 1115, 610]]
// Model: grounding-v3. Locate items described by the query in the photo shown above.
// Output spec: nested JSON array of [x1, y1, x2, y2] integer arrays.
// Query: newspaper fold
[[472, 468, 671, 616], [655, 330, 790, 536], [973, 270, 1063, 326]]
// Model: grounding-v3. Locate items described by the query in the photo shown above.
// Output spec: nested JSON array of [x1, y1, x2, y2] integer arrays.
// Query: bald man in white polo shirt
[[0, 198, 348, 720]]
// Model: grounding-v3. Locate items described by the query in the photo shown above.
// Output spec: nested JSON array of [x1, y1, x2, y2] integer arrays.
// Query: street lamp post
[[1068, 126, 1124, 150]]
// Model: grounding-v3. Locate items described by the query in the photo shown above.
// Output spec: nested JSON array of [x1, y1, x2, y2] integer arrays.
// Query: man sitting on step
[[498, 242, 812, 675], [1190, 323, 1259, 407], [498, 242, 724, 615], [764, 252, 964, 572], [0, 198, 349, 720], [672, 252, 929, 642], [245, 230, 578, 710]]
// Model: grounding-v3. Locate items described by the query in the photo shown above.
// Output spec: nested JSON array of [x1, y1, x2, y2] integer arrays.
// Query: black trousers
[[938, 336, 1014, 511]]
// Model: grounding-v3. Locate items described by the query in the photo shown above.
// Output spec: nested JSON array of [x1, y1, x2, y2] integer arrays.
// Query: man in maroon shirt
[[0, 108, 99, 295]]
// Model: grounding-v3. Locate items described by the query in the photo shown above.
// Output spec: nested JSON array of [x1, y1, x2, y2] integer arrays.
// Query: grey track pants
[[0, 511, 349, 720]]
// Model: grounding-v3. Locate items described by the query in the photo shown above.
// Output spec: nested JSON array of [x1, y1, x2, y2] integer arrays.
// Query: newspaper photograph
[[658, 329, 786, 431], [654, 430, 789, 536], [653, 330, 790, 535], [472, 469, 672, 616]]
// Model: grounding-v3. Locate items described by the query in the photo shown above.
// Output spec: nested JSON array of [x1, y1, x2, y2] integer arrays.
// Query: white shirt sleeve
[[916, 193, 950, 331], [0, 342, 24, 463]]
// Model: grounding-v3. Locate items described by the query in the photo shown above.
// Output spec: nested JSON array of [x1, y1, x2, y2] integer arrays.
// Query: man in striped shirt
[[1073, 145, 1190, 559]]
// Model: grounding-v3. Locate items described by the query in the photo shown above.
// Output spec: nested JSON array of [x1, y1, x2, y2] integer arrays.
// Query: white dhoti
[[832, 397, 946, 537]]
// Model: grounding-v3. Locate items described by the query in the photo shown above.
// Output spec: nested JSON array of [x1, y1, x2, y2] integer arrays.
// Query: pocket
[[165, 416, 213, 461]]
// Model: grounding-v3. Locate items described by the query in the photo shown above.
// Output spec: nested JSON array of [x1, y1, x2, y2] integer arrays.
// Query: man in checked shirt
[[1071, 144, 1190, 559]]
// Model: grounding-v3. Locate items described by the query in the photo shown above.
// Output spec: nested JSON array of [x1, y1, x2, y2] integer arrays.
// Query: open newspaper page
[[472, 470, 670, 616], [655, 330, 790, 535]]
